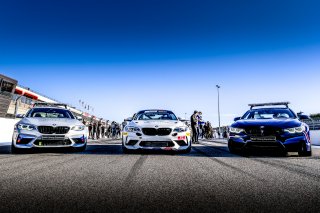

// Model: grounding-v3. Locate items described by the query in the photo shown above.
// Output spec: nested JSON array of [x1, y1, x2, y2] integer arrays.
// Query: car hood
[[19, 118, 82, 127], [129, 120, 183, 128], [232, 119, 302, 129]]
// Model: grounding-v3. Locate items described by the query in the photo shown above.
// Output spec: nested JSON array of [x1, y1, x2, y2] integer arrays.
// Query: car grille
[[34, 139, 72, 146], [140, 141, 175, 147], [245, 127, 282, 136], [42, 135, 66, 140], [38, 126, 70, 134], [142, 128, 172, 136]]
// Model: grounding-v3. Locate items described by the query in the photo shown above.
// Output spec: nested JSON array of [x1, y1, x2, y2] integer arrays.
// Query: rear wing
[[33, 102, 68, 109], [249, 102, 290, 109]]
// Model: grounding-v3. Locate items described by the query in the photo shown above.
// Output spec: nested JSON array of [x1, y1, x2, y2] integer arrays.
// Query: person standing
[[101, 121, 105, 139], [122, 120, 127, 130], [197, 111, 203, 141], [97, 119, 102, 140], [190, 111, 199, 144], [92, 121, 97, 140], [116, 123, 121, 139], [105, 120, 110, 138], [88, 121, 93, 139], [111, 121, 116, 139]]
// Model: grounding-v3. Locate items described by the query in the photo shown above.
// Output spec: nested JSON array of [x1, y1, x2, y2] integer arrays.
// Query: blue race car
[[228, 102, 312, 156]]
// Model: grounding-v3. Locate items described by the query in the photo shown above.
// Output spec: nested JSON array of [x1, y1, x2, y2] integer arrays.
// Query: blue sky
[[1, 0, 320, 125]]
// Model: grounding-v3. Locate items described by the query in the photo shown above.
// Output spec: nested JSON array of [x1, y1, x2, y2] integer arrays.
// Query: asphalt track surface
[[0, 139, 320, 213]]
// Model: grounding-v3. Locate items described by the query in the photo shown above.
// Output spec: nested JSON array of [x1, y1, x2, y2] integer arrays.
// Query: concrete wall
[[0, 118, 19, 145], [311, 130, 320, 146]]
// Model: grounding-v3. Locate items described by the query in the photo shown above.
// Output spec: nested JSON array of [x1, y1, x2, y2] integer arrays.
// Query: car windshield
[[242, 108, 296, 120], [26, 108, 75, 119], [135, 111, 178, 120]]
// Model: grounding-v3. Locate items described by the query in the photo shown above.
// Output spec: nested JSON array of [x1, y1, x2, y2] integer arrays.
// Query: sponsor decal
[[178, 136, 186, 140]]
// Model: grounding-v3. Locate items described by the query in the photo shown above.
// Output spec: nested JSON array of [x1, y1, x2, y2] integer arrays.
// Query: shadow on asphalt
[[0, 143, 301, 158]]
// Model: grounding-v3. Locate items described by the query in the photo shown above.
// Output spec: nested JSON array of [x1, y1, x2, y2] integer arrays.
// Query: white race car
[[122, 110, 191, 153], [12, 103, 88, 153]]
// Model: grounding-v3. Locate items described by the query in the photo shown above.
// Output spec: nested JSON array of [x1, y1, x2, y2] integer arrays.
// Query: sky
[[1, 0, 320, 125]]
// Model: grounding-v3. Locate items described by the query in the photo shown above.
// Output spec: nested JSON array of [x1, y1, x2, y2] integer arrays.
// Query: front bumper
[[122, 131, 191, 151], [12, 129, 87, 149], [229, 133, 311, 152]]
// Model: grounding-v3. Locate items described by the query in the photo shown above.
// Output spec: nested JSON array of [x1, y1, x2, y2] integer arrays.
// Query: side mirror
[[76, 116, 83, 121], [16, 114, 25, 119], [298, 114, 310, 120], [234, 117, 241, 122], [125, 117, 133, 122]]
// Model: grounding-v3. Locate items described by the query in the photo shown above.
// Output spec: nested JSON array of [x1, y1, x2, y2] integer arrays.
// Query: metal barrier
[[304, 120, 320, 130]]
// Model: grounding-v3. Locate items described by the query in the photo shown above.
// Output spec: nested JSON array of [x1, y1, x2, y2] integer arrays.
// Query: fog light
[[172, 133, 178, 137]]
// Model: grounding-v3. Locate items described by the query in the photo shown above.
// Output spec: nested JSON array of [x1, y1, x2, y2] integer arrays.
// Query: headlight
[[17, 123, 36, 131], [230, 127, 245, 134], [173, 127, 187, 133], [125, 126, 141, 132], [71, 125, 85, 131], [284, 125, 306, 134]]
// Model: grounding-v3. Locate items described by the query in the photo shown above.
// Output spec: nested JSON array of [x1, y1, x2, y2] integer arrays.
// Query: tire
[[298, 142, 312, 157], [122, 145, 135, 154], [241, 149, 250, 157], [122, 139, 134, 154], [73, 144, 87, 152], [11, 143, 26, 154], [179, 145, 192, 154], [228, 140, 237, 154]]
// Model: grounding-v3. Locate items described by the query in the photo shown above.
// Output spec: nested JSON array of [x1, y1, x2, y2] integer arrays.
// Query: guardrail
[[304, 120, 320, 130]]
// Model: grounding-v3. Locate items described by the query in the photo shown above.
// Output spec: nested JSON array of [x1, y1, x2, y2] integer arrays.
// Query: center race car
[[122, 110, 191, 153], [228, 102, 312, 156]]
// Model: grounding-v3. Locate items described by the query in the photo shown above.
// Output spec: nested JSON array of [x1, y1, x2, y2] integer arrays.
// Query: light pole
[[185, 113, 187, 120], [216, 85, 221, 138]]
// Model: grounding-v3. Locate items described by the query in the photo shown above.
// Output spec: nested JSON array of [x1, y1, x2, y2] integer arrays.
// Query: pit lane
[[0, 139, 320, 213]]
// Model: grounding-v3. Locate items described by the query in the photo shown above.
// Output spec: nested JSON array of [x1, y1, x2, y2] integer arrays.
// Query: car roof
[[137, 109, 174, 113], [248, 107, 292, 111], [31, 107, 69, 110]]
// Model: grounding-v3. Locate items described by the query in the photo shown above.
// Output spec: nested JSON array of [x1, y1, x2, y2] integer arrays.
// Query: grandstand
[[0, 73, 106, 123]]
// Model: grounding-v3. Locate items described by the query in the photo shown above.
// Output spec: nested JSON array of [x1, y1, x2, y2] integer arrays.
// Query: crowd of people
[[190, 110, 223, 144], [84, 119, 124, 140]]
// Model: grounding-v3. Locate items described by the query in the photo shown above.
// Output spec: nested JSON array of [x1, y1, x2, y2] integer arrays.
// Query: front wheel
[[122, 139, 134, 154], [179, 145, 191, 154], [122, 145, 135, 154], [298, 142, 312, 157], [11, 143, 27, 154], [228, 140, 237, 154], [73, 144, 87, 152]]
